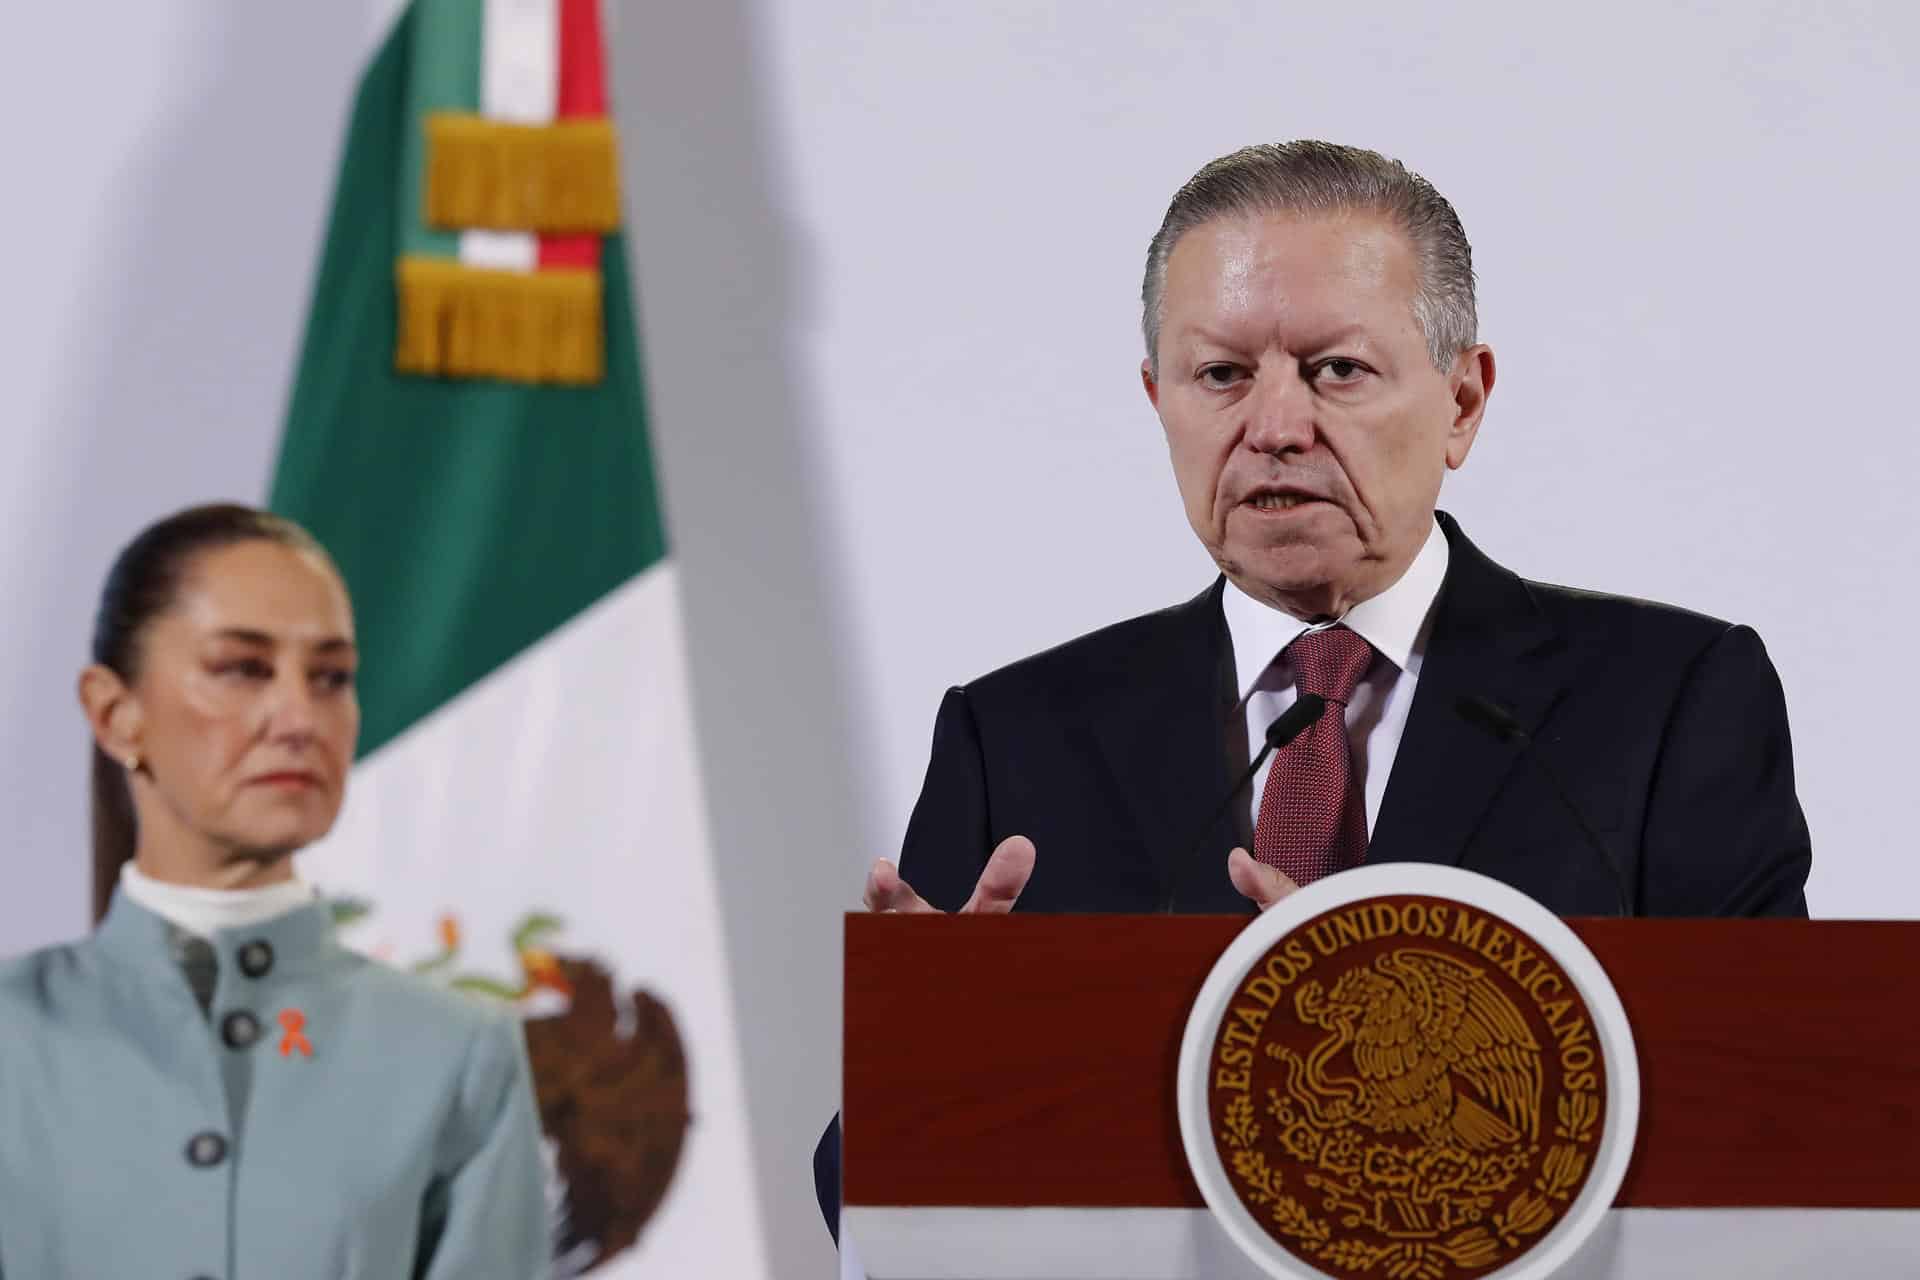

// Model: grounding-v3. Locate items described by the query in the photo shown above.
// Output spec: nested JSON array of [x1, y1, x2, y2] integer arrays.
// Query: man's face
[[1143, 211, 1493, 618]]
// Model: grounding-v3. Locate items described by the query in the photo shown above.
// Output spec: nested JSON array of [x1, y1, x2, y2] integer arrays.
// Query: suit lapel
[[1085, 580, 1248, 911], [1077, 515, 1567, 900], [1369, 513, 1570, 868]]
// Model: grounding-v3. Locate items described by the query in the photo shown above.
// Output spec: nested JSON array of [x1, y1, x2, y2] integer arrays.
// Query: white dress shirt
[[1220, 517, 1450, 839]]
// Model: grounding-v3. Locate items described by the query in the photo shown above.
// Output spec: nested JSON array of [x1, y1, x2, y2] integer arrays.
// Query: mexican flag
[[272, 0, 768, 1274]]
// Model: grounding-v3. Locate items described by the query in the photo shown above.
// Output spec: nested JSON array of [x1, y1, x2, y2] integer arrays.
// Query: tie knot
[[1286, 625, 1375, 705]]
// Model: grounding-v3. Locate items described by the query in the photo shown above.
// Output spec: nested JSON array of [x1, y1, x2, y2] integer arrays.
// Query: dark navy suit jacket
[[814, 512, 1812, 1239]]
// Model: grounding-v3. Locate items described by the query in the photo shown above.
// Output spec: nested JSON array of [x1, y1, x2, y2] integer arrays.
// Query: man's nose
[[1243, 363, 1316, 456]]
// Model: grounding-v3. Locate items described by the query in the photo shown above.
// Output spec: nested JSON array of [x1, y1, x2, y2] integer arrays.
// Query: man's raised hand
[[1227, 847, 1300, 912], [863, 835, 1037, 914]]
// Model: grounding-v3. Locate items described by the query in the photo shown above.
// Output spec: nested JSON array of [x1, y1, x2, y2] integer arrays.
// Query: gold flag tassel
[[424, 114, 621, 234], [395, 258, 604, 386]]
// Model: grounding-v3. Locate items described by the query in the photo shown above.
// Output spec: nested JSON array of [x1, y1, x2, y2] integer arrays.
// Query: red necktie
[[1252, 625, 1376, 886]]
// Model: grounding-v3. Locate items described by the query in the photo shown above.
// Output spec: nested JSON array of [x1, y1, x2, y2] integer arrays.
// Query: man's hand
[[864, 835, 1037, 914], [1227, 847, 1300, 912]]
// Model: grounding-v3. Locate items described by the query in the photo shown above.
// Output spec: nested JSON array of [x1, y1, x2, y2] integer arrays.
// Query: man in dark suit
[[819, 140, 1810, 1251], [872, 510, 1808, 919]]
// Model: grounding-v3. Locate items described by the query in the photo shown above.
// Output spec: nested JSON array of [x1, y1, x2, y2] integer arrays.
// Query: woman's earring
[[124, 754, 141, 773]]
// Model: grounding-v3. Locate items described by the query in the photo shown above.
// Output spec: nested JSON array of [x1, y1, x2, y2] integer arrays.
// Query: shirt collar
[[120, 860, 317, 938], [97, 881, 342, 982], [1221, 516, 1451, 697]]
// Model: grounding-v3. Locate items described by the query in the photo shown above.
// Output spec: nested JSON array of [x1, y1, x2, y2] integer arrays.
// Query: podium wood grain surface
[[842, 915, 1920, 1209]]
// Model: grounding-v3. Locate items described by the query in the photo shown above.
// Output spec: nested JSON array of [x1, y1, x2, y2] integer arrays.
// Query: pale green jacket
[[0, 891, 547, 1278]]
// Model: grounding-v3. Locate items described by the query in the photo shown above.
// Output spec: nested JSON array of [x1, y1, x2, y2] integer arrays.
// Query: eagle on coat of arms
[[1280, 948, 1543, 1156]]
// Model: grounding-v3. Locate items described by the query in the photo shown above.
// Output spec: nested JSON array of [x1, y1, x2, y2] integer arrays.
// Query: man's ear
[[1444, 344, 1496, 471], [78, 665, 143, 768], [1141, 358, 1161, 411]]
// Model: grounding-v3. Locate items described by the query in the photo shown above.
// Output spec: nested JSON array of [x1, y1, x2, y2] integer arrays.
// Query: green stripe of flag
[[397, 0, 481, 262], [272, 1, 669, 759]]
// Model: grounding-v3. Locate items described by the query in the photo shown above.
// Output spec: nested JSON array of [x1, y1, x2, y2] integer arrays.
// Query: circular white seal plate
[[1176, 863, 1641, 1280]]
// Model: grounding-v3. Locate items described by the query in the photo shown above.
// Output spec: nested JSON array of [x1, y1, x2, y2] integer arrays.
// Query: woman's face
[[109, 541, 360, 863]]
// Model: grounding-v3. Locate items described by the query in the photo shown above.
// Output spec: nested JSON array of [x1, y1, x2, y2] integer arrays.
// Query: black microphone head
[[1455, 695, 1524, 744], [1265, 693, 1327, 751]]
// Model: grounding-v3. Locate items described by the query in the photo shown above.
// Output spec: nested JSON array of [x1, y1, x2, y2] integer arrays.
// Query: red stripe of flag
[[539, 0, 608, 271]]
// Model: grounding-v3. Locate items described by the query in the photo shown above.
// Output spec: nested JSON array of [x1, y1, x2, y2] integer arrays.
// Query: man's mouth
[[1244, 491, 1323, 512]]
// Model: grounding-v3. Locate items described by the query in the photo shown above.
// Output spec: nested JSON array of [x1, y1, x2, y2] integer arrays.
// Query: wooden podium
[[841, 914, 1920, 1278]]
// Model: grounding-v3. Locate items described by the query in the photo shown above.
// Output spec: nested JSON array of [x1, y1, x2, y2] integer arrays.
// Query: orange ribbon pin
[[278, 1008, 313, 1059]]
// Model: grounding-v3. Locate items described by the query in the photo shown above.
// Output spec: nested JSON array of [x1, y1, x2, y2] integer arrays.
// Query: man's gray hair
[[1142, 141, 1477, 374]]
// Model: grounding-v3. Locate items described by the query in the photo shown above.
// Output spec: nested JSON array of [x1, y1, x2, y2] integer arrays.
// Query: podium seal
[[1178, 865, 1638, 1280]]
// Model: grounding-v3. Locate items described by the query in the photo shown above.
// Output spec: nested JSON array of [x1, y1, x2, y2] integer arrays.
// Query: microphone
[[1162, 693, 1327, 912], [1454, 695, 1634, 917]]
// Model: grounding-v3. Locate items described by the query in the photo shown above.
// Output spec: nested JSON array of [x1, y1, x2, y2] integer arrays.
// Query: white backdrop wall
[[4, 4, 1918, 1278]]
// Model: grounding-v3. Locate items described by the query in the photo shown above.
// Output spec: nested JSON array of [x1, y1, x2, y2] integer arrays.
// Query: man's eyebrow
[[1180, 324, 1253, 350], [1177, 323, 1378, 353], [1306, 325, 1375, 349]]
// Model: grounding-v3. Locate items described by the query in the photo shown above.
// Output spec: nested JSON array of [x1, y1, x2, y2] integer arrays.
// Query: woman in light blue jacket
[[0, 504, 548, 1279]]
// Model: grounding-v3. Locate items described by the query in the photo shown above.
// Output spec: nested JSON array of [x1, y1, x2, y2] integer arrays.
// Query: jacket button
[[185, 1131, 228, 1168], [221, 1010, 261, 1050], [237, 939, 275, 978]]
